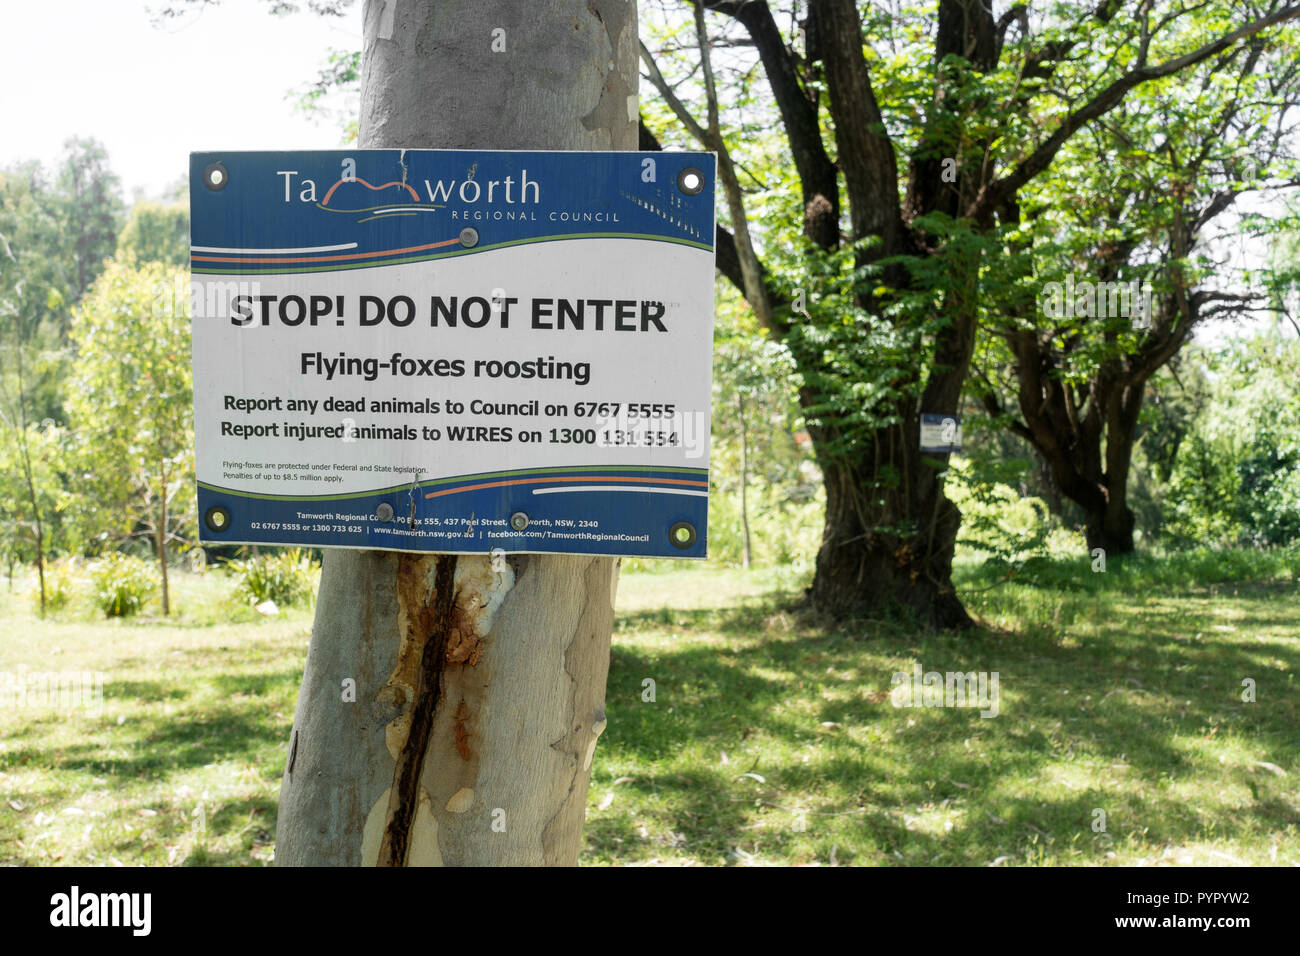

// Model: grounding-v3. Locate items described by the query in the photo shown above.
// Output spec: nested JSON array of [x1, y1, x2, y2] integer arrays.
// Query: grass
[[0, 570, 310, 865], [0, 549, 1297, 866]]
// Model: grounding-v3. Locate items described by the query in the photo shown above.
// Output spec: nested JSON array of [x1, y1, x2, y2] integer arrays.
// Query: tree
[[274, 0, 637, 867], [0, 161, 76, 426], [0, 169, 69, 614], [65, 261, 193, 615], [973, 23, 1300, 554], [711, 291, 806, 568], [117, 200, 189, 268], [54, 138, 123, 306], [1162, 325, 1300, 546], [638, 0, 1300, 626]]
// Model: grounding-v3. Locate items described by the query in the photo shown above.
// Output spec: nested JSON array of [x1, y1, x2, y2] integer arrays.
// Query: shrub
[[225, 548, 320, 607], [88, 552, 159, 618], [33, 556, 84, 612], [946, 459, 1054, 565]]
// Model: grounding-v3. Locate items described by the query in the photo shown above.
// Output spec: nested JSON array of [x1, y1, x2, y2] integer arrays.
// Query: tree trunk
[[275, 0, 637, 867], [738, 394, 751, 570], [157, 480, 170, 616], [1084, 502, 1135, 555], [1008, 338, 1145, 558], [13, 335, 46, 617], [30, 523, 44, 618], [806, 417, 972, 630]]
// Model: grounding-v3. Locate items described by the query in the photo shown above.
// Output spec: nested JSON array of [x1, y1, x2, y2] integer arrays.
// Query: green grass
[[0, 570, 311, 865], [1, 550, 1297, 866]]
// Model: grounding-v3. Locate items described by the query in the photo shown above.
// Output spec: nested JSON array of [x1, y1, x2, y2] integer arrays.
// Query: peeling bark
[[376, 554, 458, 866]]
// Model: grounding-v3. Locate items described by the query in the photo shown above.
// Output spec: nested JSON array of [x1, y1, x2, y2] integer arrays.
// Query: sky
[[0, 0, 360, 199], [0, 0, 1283, 345]]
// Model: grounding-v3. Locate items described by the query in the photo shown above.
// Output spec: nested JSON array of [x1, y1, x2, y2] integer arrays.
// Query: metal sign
[[190, 149, 716, 558], [919, 413, 961, 453]]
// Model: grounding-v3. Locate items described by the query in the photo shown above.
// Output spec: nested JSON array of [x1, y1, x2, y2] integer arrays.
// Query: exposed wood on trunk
[[376, 554, 459, 866]]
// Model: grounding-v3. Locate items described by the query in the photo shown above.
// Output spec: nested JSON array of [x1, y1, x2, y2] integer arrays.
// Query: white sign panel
[[190, 150, 716, 557]]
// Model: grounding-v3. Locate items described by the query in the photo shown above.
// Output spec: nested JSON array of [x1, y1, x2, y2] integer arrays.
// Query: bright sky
[[0, 0, 361, 199], [0, 0, 1281, 346]]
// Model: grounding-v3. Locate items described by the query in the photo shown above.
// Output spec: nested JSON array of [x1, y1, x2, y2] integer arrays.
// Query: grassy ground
[[0, 549, 1297, 866]]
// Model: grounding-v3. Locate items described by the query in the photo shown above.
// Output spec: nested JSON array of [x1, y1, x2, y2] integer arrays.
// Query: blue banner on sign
[[190, 150, 714, 274], [190, 150, 716, 558]]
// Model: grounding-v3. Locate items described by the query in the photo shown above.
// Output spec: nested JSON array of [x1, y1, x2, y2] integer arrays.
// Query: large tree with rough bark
[[640, 0, 1300, 627]]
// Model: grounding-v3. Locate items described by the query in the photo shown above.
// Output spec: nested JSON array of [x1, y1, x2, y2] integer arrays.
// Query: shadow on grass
[[599, 565, 1300, 864]]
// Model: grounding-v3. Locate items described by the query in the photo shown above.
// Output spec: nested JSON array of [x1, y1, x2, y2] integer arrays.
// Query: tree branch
[[971, 4, 1300, 221], [703, 0, 840, 249]]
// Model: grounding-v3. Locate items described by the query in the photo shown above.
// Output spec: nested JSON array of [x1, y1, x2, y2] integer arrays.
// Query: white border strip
[[531, 485, 708, 497], [191, 242, 359, 254]]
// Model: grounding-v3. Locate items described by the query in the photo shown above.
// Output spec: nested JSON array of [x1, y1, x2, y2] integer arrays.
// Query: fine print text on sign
[[190, 150, 716, 558]]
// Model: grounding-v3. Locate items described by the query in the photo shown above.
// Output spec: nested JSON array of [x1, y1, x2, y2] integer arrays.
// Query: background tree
[[638, 0, 1300, 626], [1160, 324, 1300, 545], [65, 261, 193, 615], [973, 22, 1300, 554], [53, 138, 123, 307], [0, 161, 77, 426], [117, 200, 189, 268], [0, 166, 73, 614], [711, 290, 807, 568]]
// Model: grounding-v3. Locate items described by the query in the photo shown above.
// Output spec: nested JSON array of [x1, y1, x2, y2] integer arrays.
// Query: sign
[[190, 150, 716, 558], [919, 413, 961, 453]]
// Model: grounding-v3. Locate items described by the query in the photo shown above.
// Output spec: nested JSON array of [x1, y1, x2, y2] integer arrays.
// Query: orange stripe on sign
[[321, 177, 421, 206], [424, 476, 710, 500], [191, 236, 462, 264]]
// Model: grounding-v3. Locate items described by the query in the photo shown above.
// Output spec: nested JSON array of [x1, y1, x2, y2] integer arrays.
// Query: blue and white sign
[[919, 413, 961, 453], [190, 150, 716, 558]]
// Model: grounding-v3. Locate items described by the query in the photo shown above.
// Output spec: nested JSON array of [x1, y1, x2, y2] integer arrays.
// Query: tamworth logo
[[277, 163, 541, 224], [49, 886, 151, 936]]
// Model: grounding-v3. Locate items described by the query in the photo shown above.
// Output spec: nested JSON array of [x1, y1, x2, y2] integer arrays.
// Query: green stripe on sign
[[190, 232, 714, 275], [199, 463, 709, 502]]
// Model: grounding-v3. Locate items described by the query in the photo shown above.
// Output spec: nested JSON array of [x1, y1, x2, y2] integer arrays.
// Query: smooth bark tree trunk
[[738, 394, 751, 569], [158, 475, 170, 616], [276, 0, 637, 867]]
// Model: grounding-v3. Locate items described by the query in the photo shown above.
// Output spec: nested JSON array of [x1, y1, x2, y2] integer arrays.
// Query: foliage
[[1159, 326, 1300, 547], [52, 138, 124, 304], [292, 48, 361, 143], [0, 420, 68, 571], [946, 459, 1054, 567], [0, 161, 76, 426], [224, 548, 320, 607], [64, 260, 194, 557], [88, 551, 158, 617], [117, 201, 189, 268], [709, 285, 816, 566], [705, 480, 823, 570], [40, 555, 83, 612]]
